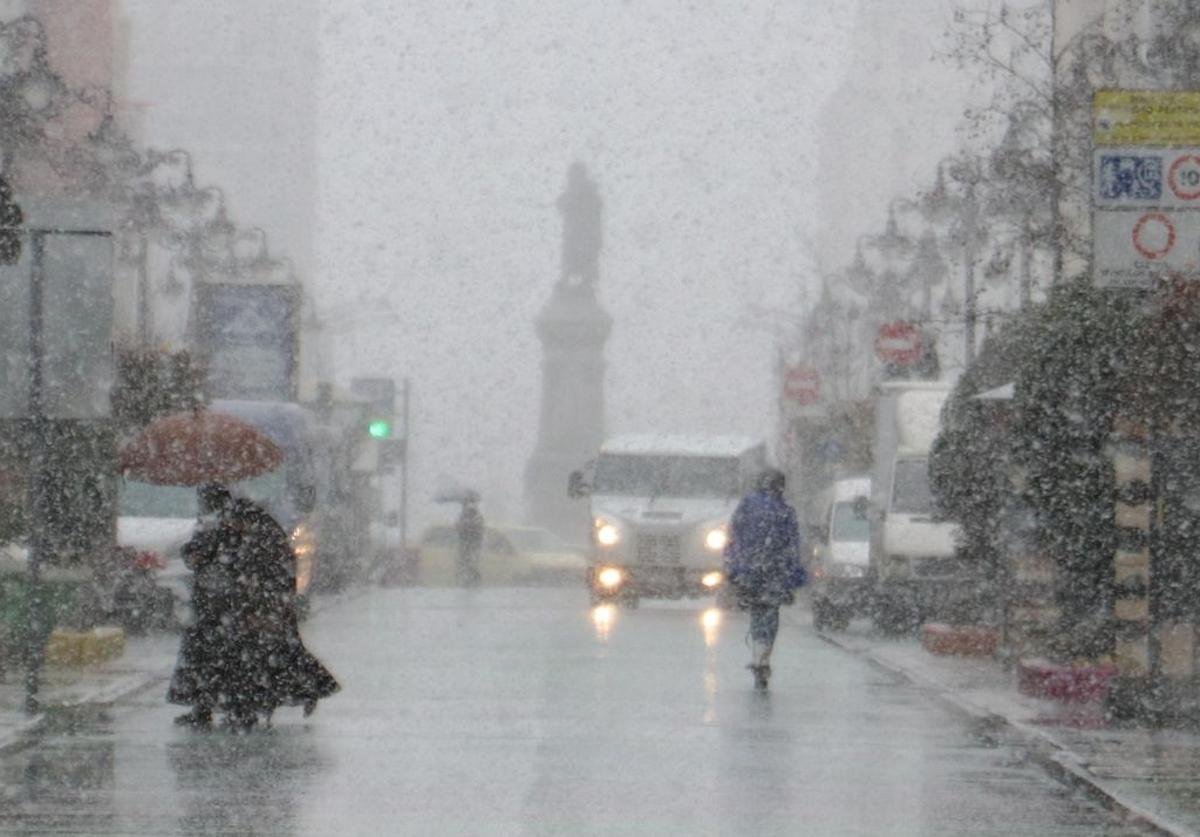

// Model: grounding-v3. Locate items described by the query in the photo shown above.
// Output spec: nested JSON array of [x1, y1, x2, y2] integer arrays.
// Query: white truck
[[568, 434, 768, 604], [869, 381, 962, 632]]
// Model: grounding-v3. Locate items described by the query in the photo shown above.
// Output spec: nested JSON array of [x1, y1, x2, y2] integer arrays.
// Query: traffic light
[[367, 418, 391, 439]]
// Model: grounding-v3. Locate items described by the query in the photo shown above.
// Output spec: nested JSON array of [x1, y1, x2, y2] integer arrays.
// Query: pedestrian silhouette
[[455, 497, 484, 587]]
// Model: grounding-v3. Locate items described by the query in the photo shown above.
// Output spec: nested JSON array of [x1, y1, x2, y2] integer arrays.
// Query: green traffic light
[[368, 420, 391, 439]]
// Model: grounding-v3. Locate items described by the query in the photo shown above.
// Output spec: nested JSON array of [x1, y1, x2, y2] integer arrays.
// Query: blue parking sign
[[1099, 155, 1162, 200]]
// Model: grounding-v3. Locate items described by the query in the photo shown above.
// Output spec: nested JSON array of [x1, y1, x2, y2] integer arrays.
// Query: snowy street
[[0, 588, 1148, 835]]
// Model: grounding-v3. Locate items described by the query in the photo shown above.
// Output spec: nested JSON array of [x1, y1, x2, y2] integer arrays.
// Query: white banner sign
[[1094, 210, 1200, 287]]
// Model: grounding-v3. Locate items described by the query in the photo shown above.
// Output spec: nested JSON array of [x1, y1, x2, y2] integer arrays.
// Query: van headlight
[[595, 519, 620, 547], [704, 526, 728, 552], [597, 566, 624, 588]]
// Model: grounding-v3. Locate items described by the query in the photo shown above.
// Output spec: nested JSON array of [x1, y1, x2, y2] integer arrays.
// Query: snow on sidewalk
[[814, 617, 1200, 837]]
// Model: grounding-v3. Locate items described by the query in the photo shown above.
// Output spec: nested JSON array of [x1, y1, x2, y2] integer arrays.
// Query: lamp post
[[919, 159, 984, 368]]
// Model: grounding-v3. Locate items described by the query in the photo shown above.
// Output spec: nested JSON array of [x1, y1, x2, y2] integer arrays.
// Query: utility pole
[[963, 180, 979, 368]]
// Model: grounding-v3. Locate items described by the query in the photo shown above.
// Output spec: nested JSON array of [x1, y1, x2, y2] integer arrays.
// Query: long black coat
[[168, 500, 339, 714], [168, 516, 241, 708], [226, 500, 339, 714]]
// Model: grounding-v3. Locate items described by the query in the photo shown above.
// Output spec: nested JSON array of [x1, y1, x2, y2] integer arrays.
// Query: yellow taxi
[[414, 524, 587, 586]]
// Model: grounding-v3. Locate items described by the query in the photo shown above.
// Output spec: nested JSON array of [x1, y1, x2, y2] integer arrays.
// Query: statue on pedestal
[[524, 162, 612, 542]]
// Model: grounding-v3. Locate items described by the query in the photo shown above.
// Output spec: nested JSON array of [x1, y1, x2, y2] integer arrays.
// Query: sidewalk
[[0, 632, 176, 755], [810, 616, 1200, 837], [0, 588, 360, 756]]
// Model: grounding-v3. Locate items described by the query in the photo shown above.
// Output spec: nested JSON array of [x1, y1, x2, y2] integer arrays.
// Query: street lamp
[[908, 231, 947, 321], [919, 159, 984, 368]]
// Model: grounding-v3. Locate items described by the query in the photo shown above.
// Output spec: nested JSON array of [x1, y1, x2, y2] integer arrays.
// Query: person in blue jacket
[[723, 467, 807, 690]]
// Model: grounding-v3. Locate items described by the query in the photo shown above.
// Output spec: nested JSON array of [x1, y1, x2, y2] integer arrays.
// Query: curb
[[0, 668, 170, 757], [819, 631, 1192, 837]]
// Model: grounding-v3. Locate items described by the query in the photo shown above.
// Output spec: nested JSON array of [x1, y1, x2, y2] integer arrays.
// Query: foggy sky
[[119, 0, 976, 532]]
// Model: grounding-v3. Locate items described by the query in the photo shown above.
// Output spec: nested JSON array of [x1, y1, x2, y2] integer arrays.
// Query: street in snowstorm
[[1, 588, 1149, 836]]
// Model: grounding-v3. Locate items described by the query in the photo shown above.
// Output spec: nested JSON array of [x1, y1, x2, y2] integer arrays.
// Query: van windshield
[[831, 501, 870, 542], [891, 459, 935, 515], [593, 454, 740, 499], [230, 467, 289, 516], [118, 481, 199, 519]]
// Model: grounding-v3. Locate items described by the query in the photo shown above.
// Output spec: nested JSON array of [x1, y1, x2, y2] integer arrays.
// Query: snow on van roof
[[600, 434, 764, 457], [832, 476, 871, 501]]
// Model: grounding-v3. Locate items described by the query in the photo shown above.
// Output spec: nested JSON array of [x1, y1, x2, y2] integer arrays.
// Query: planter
[[1018, 656, 1119, 703], [44, 626, 125, 666], [921, 623, 1000, 657]]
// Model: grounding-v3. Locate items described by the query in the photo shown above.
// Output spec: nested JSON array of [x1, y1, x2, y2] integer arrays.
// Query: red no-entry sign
[[874, 322, 923, 365]]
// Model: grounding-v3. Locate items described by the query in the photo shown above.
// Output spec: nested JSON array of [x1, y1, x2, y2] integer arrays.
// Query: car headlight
[[595, 519, 620, 547], [291, 524, 316, 596], [290, 523, 315, 557], [597, 566, 623, 588], [704, 526, 728, 552]]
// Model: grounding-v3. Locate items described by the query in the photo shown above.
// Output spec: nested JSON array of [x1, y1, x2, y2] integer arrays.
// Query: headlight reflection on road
[[700, 607, 722, 647], [591, 603, 617, 642]]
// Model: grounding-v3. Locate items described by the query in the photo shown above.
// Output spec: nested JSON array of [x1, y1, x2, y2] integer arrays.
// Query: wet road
[[0, 588, 1150, 835]]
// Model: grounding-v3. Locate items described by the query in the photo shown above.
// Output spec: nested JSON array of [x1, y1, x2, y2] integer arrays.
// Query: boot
[[747, 664, 771, 690], [173, 706, 213, 728], [749, 639, 773, 690]]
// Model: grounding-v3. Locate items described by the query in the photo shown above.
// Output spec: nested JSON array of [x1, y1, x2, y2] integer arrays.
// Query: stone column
[[524, 281, 611, 543]]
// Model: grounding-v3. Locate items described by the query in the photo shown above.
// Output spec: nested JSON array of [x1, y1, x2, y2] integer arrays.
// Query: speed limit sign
[[1169, 154, 1200, 200]]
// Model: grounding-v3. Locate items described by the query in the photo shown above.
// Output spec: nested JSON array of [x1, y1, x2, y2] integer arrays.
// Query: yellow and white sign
[[1095, 91, 1200, 147]]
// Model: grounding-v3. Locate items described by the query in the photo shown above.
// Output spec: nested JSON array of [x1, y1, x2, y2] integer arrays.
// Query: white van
[[870, 381, 962, 631], [569, 434, 767, 603], [811, 476, 872, 631]]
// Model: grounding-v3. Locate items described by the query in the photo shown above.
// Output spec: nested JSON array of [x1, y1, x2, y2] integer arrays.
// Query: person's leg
[[749, 605, 780, 667]]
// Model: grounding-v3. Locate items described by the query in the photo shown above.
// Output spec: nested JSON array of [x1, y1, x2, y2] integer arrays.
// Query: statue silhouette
[[556, 161, 602, 289]]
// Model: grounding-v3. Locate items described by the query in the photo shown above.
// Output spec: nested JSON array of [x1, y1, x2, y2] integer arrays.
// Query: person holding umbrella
[[453, 493, 484, 587], [221, 494, 339, 728], [168, 483, 240, 727], [122, 408, 339, 729], [169, 484, 340, 729]]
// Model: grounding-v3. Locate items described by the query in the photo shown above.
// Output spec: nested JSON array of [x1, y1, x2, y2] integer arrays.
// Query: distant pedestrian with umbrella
[[723, 468, 807, 690], [455, 493, 484, 587]]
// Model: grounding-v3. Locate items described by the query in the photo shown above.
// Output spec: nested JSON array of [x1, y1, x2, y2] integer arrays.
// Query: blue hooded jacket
[[722, 489, 806, 604]]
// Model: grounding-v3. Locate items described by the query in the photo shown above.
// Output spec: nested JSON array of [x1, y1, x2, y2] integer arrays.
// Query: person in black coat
[[168, 483, 240, 727], [169, 485, 339, 729], [222, 498, 339, 728]]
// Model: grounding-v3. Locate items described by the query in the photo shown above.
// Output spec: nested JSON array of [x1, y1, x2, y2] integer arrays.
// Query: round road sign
[[1169, 154, 1200, 200], [874, 321, 923, 366], [1132, 212, 1177, 260]]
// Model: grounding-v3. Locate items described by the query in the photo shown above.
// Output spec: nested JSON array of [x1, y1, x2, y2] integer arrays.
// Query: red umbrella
[[118, 409, 284, 486]]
